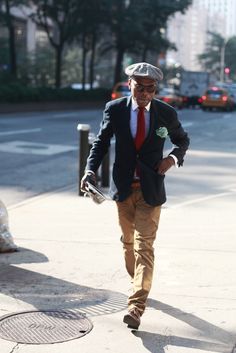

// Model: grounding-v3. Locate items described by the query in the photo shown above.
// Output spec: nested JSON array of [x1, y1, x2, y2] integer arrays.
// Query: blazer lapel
[[124, 97, 136, 145]]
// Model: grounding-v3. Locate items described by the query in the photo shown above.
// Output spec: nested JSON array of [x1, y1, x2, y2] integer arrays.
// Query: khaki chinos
[[116, 185, 161, 315]]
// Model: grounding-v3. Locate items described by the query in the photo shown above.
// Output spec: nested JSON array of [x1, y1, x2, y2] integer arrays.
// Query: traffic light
[[224, 67, 230, 74]]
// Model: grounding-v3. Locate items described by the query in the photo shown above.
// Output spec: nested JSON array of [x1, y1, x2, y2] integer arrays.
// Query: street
[[0, 107, 235, 208], [0, 107, 236, 353], [0, 109, 103, 206]]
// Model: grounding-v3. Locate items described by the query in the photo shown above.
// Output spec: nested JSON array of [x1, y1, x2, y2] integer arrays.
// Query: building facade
[[167, 0, 236, 71], [0, 5, 49, 54]]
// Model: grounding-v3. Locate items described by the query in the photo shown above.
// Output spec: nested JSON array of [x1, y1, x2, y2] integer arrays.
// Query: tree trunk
[[5, 0, 17, 78], [82, 32, 87, 90], [114, 47, 124, 85], [55, 45, 62, 88], [89, 31, 96, 89]]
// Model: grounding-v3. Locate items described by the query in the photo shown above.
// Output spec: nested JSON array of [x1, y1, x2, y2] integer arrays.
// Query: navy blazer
[[86, 96, 190, 206]]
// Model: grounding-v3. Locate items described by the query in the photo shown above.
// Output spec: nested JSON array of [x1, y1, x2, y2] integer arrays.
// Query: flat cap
[[125, 62, 163, 81]]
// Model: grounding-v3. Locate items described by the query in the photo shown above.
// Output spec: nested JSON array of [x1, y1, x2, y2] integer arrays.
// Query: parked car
[[228, 84, 236, 108], [201, 86, 235, 111], [156, 87, 184, 109], [111, 82, 130, 100]]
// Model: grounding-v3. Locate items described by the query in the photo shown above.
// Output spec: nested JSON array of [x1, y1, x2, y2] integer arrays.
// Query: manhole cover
[[0, 310, 93, 344]]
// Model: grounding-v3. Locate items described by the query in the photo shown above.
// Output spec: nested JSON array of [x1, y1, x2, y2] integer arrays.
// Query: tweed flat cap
[[125, 62, 163, 81]]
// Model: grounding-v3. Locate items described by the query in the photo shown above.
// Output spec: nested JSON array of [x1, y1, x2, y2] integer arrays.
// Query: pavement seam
[[8, 183, 77, 210], [9, 343, 20, 353]]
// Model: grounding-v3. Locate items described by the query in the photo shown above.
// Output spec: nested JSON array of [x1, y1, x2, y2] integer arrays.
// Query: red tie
[[135, 107, 145, 150]]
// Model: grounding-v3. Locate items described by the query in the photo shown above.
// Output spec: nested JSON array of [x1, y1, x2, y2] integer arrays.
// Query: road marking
[[169, 189, 236, 209], [0, 140, 77, 156], [223, 113, 232, 119], [182, 122, 193, 128], [187, 149, 236, 158], [0, 128, 42, 136]]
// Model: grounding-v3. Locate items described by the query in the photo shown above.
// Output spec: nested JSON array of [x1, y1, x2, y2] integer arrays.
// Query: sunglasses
[[132, 81, 157, 93]]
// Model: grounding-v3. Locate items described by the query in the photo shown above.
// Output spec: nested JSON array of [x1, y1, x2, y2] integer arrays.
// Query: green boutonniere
[[156, 127, 168, 138]]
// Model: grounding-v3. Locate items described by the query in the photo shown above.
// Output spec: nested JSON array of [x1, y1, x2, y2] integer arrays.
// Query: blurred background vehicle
[[179, 71, 210, 108], [156, 87, 184, 109], [227, 84, 236, 108], [111, 82, 130, 100], [201, 86, 235, 111]]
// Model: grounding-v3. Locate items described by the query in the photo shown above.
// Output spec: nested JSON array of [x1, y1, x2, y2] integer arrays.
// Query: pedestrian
[[81, 62, 190, 329], [0, 199, 18, 253]]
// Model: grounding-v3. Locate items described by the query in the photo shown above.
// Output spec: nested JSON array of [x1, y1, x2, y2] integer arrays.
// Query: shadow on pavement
[[133, 330, 229, 353], [132, 298, 234, 353], [0, 247, 48, 265], [0, 249, 127, 317]]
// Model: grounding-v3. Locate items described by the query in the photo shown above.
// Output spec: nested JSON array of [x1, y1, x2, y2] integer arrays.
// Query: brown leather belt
[[131, 181, 141, 188]]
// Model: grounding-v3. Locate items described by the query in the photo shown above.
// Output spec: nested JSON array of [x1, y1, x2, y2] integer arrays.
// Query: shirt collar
[[131, 97, 151, 112]]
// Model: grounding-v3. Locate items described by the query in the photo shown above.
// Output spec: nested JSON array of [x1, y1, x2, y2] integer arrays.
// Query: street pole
[[77, 124, 90, 196], [220, 42, 225, 83]]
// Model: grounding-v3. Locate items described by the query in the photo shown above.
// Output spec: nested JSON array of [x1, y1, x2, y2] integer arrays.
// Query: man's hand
[[80, 171, 96, 193], [156, 156, 175, 175]]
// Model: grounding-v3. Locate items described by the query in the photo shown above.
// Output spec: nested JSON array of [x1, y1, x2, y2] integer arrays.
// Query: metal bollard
[[77, 124, 90, 196]]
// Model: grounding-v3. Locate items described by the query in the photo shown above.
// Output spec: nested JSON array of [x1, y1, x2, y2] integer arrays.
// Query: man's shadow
[[132, 299, 235, 353], [0, 247, 127, 317]]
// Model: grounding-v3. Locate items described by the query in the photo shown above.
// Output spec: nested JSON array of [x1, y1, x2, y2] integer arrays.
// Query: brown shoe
[[123, 308, 141, 329]]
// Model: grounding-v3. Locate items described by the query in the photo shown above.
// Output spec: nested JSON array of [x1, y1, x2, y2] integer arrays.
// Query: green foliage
[[30, 0, 84, 87], [198, 32, 236, 80], [198, 32, 223, 72], [103, 0, 192, 83], [225, 36, 236, 80], [62, 48, 82, 85], [19, 46, 55, 86], [1, 0, 193, 91], [0, 83, 110, 103]]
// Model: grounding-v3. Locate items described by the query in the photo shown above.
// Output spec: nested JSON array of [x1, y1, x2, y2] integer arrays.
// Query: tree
[[104, 0, 192, 85], [78, 0, 107, 89], [30, 0, 83, 88], [199, 32, 236, 81], [0, 0, 29, 78], [138, 0, 192, 61], [198, 32, 224, 80], [224, 36, 236, 81], [104, 0, 156, 84]]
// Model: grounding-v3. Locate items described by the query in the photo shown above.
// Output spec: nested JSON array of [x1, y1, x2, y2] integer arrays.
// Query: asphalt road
[[0, 107, 236, 207]]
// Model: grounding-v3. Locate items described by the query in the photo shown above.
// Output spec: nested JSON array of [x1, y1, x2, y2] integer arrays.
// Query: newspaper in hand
[[84, 182, 106, 204]]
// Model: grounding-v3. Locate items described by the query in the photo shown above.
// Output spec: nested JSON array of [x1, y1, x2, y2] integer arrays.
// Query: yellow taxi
[[201, 86, 235, 111], [156, 87, 184, 109], [111, 82, 130, 100]]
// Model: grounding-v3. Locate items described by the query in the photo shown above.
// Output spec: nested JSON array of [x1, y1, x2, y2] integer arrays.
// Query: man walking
[[81, 62, 190, 329]]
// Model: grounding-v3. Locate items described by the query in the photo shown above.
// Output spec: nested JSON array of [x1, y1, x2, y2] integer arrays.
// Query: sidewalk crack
[[231, 343, 236, 353], [9, 343, 19, 353]]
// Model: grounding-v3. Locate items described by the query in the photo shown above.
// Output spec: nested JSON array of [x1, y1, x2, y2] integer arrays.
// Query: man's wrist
[[169, 154, 178, 168], [85, 170, 95, 175]]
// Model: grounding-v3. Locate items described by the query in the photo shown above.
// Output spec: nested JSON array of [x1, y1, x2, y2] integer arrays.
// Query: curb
[[8, 184, 77, 211]]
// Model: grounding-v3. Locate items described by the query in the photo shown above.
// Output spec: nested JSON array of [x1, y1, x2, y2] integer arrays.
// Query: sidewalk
[[0, 185, 235, 353]]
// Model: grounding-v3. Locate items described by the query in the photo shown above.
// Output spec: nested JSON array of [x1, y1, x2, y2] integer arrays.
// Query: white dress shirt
[[130, 98, 151, 139], [130, 98, 178, 167]]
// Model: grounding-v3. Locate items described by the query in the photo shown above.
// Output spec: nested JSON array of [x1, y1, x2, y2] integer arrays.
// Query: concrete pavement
[[0, 185, 236, 353]]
